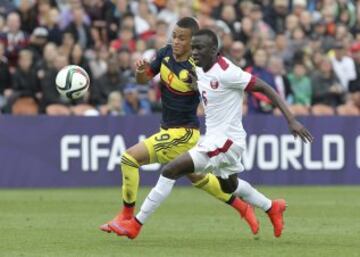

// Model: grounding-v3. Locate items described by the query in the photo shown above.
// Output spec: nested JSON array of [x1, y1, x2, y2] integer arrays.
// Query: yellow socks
[[121, 152, 232, 207], [192, 173, 232, 202], [120, 152, 140, 205]]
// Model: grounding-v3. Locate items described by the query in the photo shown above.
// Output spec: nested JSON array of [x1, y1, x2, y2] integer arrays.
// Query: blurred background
[[0, 0, 360, 116]]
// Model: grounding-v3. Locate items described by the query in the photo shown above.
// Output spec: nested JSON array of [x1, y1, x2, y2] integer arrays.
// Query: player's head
[[172, 17, 199, 57], [191, 29, 219, 68]]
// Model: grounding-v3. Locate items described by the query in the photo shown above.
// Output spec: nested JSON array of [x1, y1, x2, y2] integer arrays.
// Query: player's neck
[[173, 52, 191, 62], [202, 56, 218, 72]]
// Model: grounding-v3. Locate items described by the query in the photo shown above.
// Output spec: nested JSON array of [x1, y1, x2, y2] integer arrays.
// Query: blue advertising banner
[[0, 115, 359, 187]]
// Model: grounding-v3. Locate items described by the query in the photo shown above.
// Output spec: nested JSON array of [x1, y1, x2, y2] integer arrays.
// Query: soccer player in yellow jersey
[[100, 17, 258, 234]]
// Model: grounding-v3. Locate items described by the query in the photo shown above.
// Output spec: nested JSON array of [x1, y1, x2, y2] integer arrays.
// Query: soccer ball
[[55, 65, 90, 100]]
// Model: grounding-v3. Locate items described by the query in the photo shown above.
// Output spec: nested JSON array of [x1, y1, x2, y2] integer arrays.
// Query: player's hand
[[188, 71, 198, 90], [288, 119, 314, 143], [135, 59, 150, 73]]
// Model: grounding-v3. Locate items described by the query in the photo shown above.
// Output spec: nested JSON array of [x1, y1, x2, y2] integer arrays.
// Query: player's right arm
[[135, 45, 169, 85], [135, 59, 152, 84]]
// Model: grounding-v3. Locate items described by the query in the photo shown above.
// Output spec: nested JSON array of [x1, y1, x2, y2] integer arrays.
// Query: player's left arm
[[249, 77, 314, 143]]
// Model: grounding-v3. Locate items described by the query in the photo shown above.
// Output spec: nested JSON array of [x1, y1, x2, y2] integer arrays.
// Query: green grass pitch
[[1, 186, 359, 257]]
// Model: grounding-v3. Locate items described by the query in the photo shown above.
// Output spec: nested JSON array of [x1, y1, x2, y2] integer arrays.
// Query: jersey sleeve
[[221, 64, 256, 91], [148, 45, 170, 77]]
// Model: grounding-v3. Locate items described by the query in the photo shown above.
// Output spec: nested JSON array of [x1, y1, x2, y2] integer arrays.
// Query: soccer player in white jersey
[[108, 29, 314, 240]]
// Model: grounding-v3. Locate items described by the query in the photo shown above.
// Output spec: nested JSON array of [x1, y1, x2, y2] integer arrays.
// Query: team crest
[[210, 79, 219, 89], [179, 69, 189, 82]]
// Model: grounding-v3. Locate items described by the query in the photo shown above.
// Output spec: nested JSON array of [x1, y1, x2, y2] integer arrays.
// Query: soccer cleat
[[267, 199, 287, 238], [241, 204, 260, 235], [108, 217, 142, 239], [99, 224, 112, 233], [99, 206, 134, 233], [99, 214, 126, 233], [230, 197, 259, 235]]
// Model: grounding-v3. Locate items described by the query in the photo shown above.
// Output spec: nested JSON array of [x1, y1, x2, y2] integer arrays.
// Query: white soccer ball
[[55, 65, 90, 100]]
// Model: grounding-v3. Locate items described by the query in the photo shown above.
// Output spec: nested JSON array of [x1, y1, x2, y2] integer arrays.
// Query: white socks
[[234, 178, 272, 211], [136, 175, 176, 224], [135, 175, 272, 225]]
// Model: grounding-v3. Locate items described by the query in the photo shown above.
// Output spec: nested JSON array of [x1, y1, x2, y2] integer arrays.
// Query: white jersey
[[196, 56, 255, 142], [189, 56, 255, 178]]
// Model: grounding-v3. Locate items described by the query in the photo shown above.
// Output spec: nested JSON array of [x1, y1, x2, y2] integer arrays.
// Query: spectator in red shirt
[[110, 26, 136, 53], [0, 12, 28, 68]]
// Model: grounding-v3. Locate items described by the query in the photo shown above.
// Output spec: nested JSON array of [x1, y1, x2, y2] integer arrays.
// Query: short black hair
[[194, 29, 219, 48], [176, 17, 199, 35]]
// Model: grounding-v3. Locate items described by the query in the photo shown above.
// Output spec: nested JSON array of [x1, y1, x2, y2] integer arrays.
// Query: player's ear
[[211, 45, 218, 55]]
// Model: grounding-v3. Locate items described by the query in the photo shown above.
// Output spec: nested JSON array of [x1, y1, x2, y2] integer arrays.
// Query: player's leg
[[218, 141, 287, 237], [135, 152, 196, 224], [235, 178, 287, 238], [110, 144, 255, 239], [99, 141, 150, 232], [189, 173, 232, 202], [120, 142, 150, 214], [104, 128, 191, 234], [148, 128, 231, 202], [218, 174, 286, 237], [188, 172, 258, 234], [185, 138, 259, 234], [157, 128, 256, 223], [109, 152, 195, 239]]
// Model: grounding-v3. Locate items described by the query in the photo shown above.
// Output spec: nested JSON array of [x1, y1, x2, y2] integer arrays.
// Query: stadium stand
[[0, 0, 359, 116]]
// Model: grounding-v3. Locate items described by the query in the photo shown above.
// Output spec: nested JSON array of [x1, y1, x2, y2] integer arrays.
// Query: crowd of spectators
[[0, 0, 360, 116]]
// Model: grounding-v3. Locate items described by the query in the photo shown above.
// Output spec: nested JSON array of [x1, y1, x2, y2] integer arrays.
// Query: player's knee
[[161, 153, 194, 180], [121, 152, 140, 168], [186, 173, 206, 183], [161, 160, 186, 179], [218, 175, 238, 194], [161, 164, 177, 179], [220, 184, 236, 194], [124, 143, 149, 165]]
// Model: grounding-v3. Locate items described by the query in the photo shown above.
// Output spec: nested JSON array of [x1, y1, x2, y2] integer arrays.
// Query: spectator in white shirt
[[330, 42, 356, 92]]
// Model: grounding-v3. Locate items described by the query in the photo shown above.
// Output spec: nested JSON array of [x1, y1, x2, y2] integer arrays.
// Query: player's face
[[172, 26, 192, 56], [191, 35, 216, 68]]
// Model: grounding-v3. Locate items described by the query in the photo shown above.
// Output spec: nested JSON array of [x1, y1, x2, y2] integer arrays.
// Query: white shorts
[[189, 135, 245, 179]]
